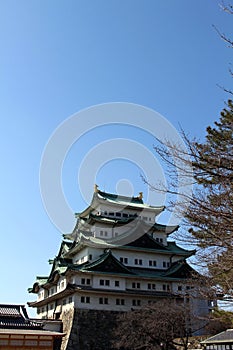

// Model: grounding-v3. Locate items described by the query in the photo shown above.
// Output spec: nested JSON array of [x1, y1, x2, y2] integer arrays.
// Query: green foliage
[[186, 101, 233, 296], [153, 100, 233, 298], [205, 307, 233, 334], [192, 100, 233, 186]]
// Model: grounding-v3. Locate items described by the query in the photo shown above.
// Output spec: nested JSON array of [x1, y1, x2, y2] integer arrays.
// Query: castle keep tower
[[28, 187, 211, 349]]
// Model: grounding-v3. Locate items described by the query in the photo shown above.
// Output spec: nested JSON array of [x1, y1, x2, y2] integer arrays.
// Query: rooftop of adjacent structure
[[0, 304, 42, 329], [0, 328, 65, 336], [201, 329, 233, 344]]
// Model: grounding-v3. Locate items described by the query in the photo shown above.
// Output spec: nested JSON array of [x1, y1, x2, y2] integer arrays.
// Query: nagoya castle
[[28, 185, 212, 350]]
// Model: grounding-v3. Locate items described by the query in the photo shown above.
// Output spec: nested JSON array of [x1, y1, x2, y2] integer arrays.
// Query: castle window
[[132, 282, 140, 289], [148, 283, 156, 290], [163, 284, 170, 291], [89, 254, 92, 260], [143, 216, 147, 220], [99, 279, 110, 286], [81, 278, 91, 285], [99, 297, 108, 304], [116, 299, 125, 305], [135, 258, 142, 265], [49, 303, 54, 310], [122, 213, 128, 218], [160, 238, 163, 243], [163, 262, 167, 268], [132, 299, 141, 306], [81, 296, 90, 303], [109, 212, 114, 216], [115, 280, 120, 287], [178, 286, 182, 291], [120, 257, 128, 264], [149, 260, 157, 267], [104, 231, 108, 237], [63, 299, 66, 305], [69, 296, 73, 303], [116, 212, 121, 217]]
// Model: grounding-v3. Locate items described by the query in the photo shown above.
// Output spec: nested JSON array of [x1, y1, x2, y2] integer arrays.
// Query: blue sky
[[0, 0, 232, 315]]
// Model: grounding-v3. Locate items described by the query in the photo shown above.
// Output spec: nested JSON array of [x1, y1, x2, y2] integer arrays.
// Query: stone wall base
[[62, 308, 120, 350]]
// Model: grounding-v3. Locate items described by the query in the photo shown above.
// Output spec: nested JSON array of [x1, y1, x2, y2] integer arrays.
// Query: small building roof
[[201, 329, 233, 344], [0, 304, 42, 330], [0, 328, 65, 337]]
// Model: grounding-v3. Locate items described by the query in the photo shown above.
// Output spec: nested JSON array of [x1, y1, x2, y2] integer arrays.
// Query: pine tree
[[187, 100, 233, 297], [152, 100, 233, 299]]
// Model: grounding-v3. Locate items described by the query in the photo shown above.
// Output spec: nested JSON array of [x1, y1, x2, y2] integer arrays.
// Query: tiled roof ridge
[[97, 189, 144, 204], [81, 249, 135, 275]]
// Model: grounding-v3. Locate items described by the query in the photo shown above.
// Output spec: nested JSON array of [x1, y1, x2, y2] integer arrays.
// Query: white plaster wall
[[92, 275, 126, 290], [95, 203, 156, 222], [37, 288, 45, 301], [74, 292, 149, 311], [152, 232, 168, 245], [72, 247, 105, 264], [72, 273, 93, 286], [112, 250, 172, 269], [73, 247, 89, 264], [57, 276, 67, 292]]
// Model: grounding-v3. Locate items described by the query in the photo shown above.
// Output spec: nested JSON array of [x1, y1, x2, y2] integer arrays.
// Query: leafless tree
[[147, 101, 233, 301], [112, 299, 206, 350]]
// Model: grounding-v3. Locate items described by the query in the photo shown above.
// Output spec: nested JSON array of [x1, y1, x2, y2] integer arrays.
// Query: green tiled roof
[[97, 190, 144, 204], [81, 250, 135, 275], [126, 233, 167, 250], [96, 190, 164, 211], [163, 259, 195, 278], [152, 223, 179, 235], [88, 213, 137, 225], [167, 242, 195, 256]]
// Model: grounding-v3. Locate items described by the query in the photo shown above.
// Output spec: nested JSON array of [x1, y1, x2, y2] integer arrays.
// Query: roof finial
[[138, 192, 143, 200], [94, 184, 99, 193]]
